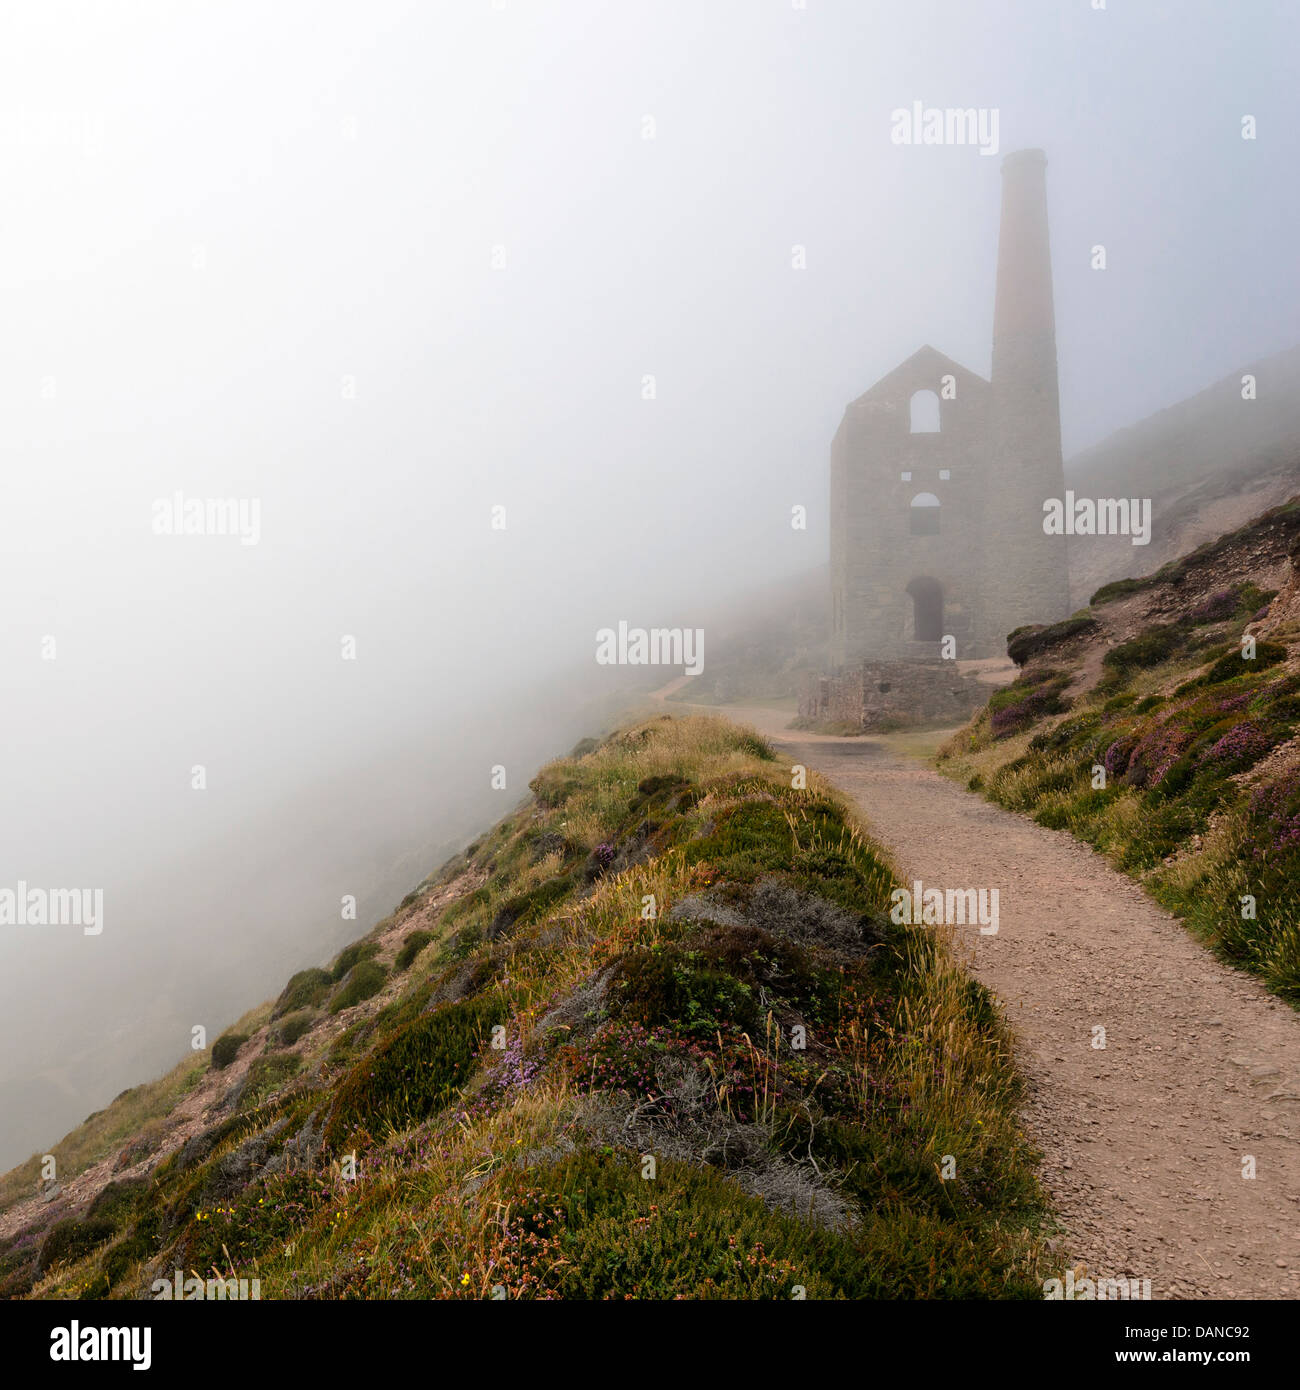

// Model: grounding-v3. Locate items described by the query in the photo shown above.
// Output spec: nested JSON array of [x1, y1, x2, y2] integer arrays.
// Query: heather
[[2, 715, 1048, 1300], [942, 626, 1300, 999]]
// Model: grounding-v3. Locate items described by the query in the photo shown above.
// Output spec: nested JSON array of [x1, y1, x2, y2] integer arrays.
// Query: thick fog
[[2, 0, 1297, 1168]]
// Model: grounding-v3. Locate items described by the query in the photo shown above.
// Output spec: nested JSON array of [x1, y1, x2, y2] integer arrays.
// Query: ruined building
[[829, 148, 1072, 668], [805, 149, 1072, 729]]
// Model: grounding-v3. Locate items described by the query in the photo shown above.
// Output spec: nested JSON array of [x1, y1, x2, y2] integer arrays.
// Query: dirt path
[[690, 698, 1300, 1299]]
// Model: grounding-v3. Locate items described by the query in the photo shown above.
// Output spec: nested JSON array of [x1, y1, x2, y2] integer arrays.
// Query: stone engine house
[[828, 148, 1072, 669]]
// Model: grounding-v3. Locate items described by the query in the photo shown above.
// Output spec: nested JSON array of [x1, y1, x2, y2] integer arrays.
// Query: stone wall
[[799, 660, 985, 731]]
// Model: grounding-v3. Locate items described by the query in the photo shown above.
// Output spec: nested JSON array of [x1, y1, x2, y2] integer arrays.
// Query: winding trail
[[683, 697, 1300, 1299]]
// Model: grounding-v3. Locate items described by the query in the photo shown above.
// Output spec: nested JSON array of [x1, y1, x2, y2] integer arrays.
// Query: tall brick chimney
[[985, 148, 1072, 642]]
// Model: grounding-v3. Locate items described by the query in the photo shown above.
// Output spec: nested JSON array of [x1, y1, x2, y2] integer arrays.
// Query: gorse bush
[[1007, 615, 1098, 667], [36, 1218, 116, 1276]]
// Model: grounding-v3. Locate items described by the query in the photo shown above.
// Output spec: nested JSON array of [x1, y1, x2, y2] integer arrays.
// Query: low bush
[[274, 1010, 317, 1046], [394, 930, 435, 972], [324, 994, 508, 1146], [330, 940, 380, 982], [211, 1032, 248, 1070], [274, 968, 333, 1017], [328, 960, 389, 1014], [37, 1218, 117, 1276]]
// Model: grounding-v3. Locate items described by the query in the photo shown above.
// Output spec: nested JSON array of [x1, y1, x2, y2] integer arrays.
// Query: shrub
[[394, 930, 435, 971], [1090, 576, 1147, 606], [328, 960, 389, 1014], [529, 768, 581, 808], [1187, 588, 1240, 625], [36, 1218, 116, 1276], [324, 994, 508, 1146], [1103, 622, 1186, 673], [274, 968, 333, 1017], [482, 1150, 1042, 1300], [211, 1032, 248, 1070], [988, 671, 1071, 738], [1007, 615, 1098, 666], [488, 876, 574, 940], [330, 940, 380, 982], [274, 1010, 317, 1046], [1203, 641, 1287, 685], [607, 943, 761, 1038], [85, 1178, 148, 1228], [238, 1053, 303, 1112]]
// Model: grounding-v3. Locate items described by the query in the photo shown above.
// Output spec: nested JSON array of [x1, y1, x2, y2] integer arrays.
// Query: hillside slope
[[0, 716, 1046, 1301], [939, 496, 1300, 1000]]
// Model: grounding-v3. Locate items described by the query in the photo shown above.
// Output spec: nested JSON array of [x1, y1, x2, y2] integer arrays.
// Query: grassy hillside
[[939, 500, 1300, 1002], [1, 715, 1048, 1301]]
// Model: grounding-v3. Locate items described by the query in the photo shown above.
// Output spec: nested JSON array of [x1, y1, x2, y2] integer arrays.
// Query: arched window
[[909, 389, 940, 433], [906, 577, 943, 642], [909, 492, 940, 536]]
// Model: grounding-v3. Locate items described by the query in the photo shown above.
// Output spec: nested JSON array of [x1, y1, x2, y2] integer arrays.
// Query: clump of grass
[[274, 968, 333, 1017], [330, 940, 381, 982], [3, 713, 1051, 1303], [942, 613, 1300, 999], [394, 930, 435, 971], [273, 1010, 317, 1046], [324, 995, 508, 1148], [211, 1032, 249, 1070], [1007, 615, 1098, 666], [328, 960, 389, 1014]]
